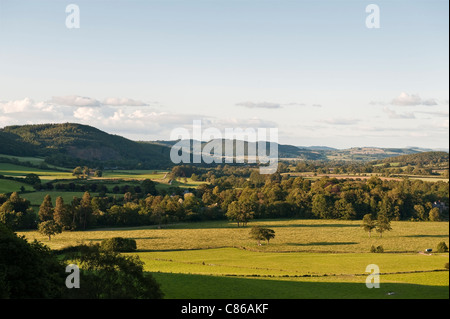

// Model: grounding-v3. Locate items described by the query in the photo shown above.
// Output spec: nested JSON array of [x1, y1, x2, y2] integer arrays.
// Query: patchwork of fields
[[2, 155, 449, 299], [18, 219, 449, 299]]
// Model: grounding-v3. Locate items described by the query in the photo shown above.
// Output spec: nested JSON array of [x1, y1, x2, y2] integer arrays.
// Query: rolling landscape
[[1, 123, 448, 300], [1, 0, 448, 310]]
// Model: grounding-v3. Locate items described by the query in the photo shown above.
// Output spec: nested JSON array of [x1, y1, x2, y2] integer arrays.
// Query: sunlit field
[[18, 219, 449, 299]]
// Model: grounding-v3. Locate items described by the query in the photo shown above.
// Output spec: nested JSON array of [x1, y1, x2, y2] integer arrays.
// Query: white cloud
[[391, 92, 438, 106], [319, 118, 361, 125], [236, 101, 322, 109], [102, 97, 149, 106], [50, 95, 101, 107], [383, 107, 416, 119], [236, 101, 282, 109], [0, 98, 35, 113]]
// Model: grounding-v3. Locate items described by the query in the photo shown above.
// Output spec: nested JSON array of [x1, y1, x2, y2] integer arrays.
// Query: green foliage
[[100, 237, 137, 252], [64, 244, 163, 299], [38, 194, 54, 222], [370, 245, 384, 253], [376, 213, 392, 238], [0, 192, 35, 230], [38, 220, 62, 240], [361, 214, 376, 237], [1, 123, 171, 169], [0, 223, 66, 298], [226, 201, 254, 227], [249, 226, 275, 245], [429, 207, 441, 221], [436, 241, 449, 253]]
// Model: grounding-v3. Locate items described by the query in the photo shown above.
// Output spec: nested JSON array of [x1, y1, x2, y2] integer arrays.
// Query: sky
[[0, 0, 448, 149]]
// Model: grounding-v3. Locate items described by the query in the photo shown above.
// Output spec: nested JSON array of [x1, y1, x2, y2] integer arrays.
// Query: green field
[[0, 179, 35, 193], [0, 163, 73, 180], [18, 219, 449, 299], [21, 191, 101, 207]]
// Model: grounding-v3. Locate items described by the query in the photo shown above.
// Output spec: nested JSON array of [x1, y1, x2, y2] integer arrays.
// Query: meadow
[[2, 155, 449, 299], [18, 219, 449, 299]]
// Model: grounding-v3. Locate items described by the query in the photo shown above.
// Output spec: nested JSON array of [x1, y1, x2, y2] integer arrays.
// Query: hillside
[[372, 151, 449, 166], [154, 139, 327, 161], [1, 123, 447, 169], [0, 131, 39, 156], [1, 123, 171, 169]]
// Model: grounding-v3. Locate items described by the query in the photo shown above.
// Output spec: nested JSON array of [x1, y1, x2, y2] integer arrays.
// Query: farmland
[[18, 219, 449, 299], [1, 149, 449, 299]]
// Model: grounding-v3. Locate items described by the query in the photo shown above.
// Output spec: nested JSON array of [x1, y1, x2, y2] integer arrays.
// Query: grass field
[[0, 163, 73, 180], [21, 191, 101, 207], [0, 179, 35, 193], [17, 219, 449, 299]]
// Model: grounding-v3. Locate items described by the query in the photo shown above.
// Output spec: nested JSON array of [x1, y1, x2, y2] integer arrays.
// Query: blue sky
[[0, 0, 448, 148]]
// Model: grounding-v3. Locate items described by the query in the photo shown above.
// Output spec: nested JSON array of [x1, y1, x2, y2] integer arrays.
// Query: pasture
[[18, 219, 449, 299]]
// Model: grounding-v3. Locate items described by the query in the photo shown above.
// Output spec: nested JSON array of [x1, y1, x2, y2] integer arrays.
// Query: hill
[[372, 151, 449, 166], [0, 131, 39, 157], [153, 139, 327, 161], [1, 123, 447, 169], [0, 123, 171, 169]]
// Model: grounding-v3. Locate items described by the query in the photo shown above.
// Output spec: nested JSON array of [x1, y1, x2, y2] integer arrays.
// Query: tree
[[38, 194, 54, 222], [436, 241, 448, 253], [64, 244, 163, 299], [53, 196, 72, 230], [0, 192, 35, 230], [361, 214, 376, 238], [249, 227, 275, 245], [24, 173, 41, 188], [376, 213, 392, 238], [142, 179, 157, 196], [72, 166, 83, 179], [0, 223, 66, 298], [80, 191, 93, 230], [226, 201, 254, 227], [429, 207, 440, 221], [94, 170, 103, 177], [413, 204, 426, 221], [100, 237, 137, 252], [38, 220, 62, 241], [312, 194, 332, 219]]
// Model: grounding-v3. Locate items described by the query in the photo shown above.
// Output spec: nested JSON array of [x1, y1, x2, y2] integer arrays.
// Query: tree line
[[1, 170, 448, 231]]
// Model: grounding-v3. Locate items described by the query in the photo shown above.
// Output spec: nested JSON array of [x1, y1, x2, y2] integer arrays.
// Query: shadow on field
[[150, 272, 449, 299], [287, 242, 358, 246], [268, 223, 360, 228], [404, 235, 449, 238], [83, 236, 161, 242]]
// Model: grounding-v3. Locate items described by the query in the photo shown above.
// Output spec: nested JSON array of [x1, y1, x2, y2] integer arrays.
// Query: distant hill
[[154, 139, 327, 161], [0, 123, 171, 169], [371, 151, 449, 166], [1, 123, 447, 169], [322, 147, 424, 162]]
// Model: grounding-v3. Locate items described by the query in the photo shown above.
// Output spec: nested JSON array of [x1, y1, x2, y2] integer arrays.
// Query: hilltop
[[0, 123, 171, 169]]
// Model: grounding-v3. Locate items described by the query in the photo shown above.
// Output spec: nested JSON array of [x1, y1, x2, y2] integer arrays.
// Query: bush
[[370, 245, 384, 253], [100, 237, 137, 252], [64, 243, 163, 299], [436, 241, 449, 253]]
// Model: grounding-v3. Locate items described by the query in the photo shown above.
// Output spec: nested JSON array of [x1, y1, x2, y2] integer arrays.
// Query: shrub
[[370, 245, 384, 253], [100, 237, 137, 252], [436, 241, 449, 253]]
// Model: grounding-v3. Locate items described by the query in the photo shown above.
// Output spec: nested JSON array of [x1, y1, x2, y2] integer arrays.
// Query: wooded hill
[[1, 123, 447, 169], [371, 151, 449, 166], [0, 123, 171, 169]]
